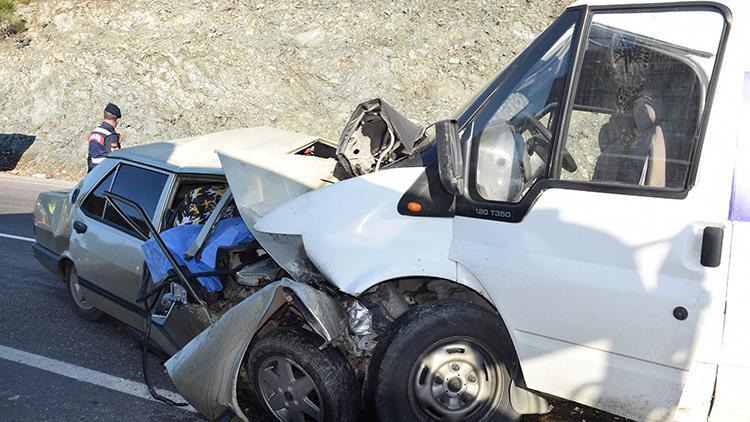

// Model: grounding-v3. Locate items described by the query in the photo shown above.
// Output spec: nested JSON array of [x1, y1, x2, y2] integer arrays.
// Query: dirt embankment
[[0, 0, 568, 180]]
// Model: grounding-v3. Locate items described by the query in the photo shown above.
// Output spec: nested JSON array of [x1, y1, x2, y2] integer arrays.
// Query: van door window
[[465, 11, 578, 203], [560, 9, 725, 188], [103, 164, 169, 237]]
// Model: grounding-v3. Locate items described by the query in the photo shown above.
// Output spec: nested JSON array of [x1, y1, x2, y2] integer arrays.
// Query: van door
[[70, 163, 171, 329], [449, 6, 729, 421]]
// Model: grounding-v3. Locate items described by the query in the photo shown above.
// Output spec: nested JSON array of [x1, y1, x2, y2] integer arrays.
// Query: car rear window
[[103, 164, 169, 237], [81, 169, 116, 219]]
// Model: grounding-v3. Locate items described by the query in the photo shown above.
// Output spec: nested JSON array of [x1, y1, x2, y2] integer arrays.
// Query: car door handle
[[700, 226, 724, 268], [73, 220, 88, 234]]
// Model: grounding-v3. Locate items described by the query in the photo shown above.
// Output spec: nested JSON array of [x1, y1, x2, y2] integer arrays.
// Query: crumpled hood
[[217, 148, 339, 229], [218, 148, 340, 282]]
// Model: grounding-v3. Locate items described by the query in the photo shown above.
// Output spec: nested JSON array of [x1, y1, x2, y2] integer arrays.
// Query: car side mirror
[[435, 119, 464, 196]]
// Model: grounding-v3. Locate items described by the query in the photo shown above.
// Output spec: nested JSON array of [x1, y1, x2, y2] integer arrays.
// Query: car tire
[[370, 299, 520, 422], [246, 327, 360, 422], [65, 264, 104, 321]]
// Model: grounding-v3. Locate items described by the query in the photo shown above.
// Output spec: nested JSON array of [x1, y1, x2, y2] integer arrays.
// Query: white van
[[161, 1, 750, 421]]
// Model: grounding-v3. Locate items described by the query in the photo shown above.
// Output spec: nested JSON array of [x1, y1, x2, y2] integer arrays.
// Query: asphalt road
[[0, 174, 203, 421], [0, 173, 624, 422]]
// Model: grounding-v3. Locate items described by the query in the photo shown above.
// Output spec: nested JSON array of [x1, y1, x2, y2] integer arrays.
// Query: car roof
[[108, 126, 323, 175]]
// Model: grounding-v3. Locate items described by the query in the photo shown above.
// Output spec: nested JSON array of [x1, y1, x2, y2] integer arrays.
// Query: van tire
[[65, 264, 104, 321], [245, 327, 359, 422], [370, 300, 520, 422]]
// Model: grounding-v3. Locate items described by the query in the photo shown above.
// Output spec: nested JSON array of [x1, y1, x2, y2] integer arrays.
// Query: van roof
[[569, 0, 746, 13], [570, 0, 738, 7], [108, 126, 322, 175]]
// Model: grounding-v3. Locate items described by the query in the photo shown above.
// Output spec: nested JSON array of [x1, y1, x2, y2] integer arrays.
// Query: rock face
[[0, 0, 568, 180]]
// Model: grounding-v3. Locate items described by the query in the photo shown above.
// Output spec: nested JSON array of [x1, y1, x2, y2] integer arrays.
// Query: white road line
[[0, 175, 75, 187], [0, 179, 70, 186], [0, 233, 34, 243], [0, 344, 196, 413]]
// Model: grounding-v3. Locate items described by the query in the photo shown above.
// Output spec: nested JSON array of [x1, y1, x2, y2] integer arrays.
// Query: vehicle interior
[[162, 177, 229, 229], [147, 139, 339, 307], [561, 21, 708, 188], [161, 139, 336, 231]]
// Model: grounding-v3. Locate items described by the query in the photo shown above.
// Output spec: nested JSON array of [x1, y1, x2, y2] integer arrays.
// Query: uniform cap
[[104, 103, 122, 118]]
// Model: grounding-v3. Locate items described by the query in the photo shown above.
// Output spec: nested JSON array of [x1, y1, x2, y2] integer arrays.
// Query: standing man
[[87, 103, 125, 172]]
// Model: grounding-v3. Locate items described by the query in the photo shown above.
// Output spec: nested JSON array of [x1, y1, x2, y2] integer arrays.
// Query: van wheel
[[370, 300, 519, 422], [245, 327, 359, 422], [65, 265, 104, 321]]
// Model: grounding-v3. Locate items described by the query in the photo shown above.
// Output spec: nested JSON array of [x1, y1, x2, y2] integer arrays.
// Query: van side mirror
[[435, 119, 464, 196]]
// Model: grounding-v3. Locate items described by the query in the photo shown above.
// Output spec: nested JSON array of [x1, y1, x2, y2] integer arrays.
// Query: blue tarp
[[140, 216, 254, 292]]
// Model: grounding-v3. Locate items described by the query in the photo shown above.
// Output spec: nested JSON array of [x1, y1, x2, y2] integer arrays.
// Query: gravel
[[0, 0, 568, 180]]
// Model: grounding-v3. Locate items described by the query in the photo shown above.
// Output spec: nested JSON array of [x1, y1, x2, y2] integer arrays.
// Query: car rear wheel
[[66, 265, 104, 321], [370, 300, 519, 422], [245, 327, 359, 422]]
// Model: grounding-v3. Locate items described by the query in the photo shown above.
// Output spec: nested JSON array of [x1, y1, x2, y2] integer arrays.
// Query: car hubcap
[[69, 270, 94, 311], [409, 338, 501, 422], [257, 356, 323, 422]]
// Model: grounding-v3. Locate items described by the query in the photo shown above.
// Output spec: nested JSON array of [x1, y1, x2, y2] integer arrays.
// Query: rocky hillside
[[0, 0, 568, 179]]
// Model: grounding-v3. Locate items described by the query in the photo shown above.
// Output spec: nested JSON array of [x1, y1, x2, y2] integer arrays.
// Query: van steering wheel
[[519, 112, 578, 173]]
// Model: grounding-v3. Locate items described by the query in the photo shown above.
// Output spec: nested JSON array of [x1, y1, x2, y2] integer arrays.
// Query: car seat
[[593, 95, 666, 187], [172, 185, 231, 227]]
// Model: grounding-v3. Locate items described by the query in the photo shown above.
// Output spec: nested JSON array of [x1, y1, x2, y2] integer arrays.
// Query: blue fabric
[[200, 217, 255, 268], [140, 216, 254, 292]]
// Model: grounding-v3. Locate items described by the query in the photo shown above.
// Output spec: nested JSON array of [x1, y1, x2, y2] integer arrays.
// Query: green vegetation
[[0, 0, 28, 37]]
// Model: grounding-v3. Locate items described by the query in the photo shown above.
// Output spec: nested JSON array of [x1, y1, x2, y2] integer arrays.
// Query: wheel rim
[[257, 355, 324, 422], [68, 269, 94, 311], [408, 337, 502, 422]]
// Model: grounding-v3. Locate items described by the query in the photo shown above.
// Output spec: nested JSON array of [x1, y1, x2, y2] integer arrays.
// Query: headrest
[[633, 97, 657, 130]]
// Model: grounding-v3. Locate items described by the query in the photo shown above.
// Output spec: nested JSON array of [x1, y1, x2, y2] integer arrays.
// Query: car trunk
[[34, 189, 74, 257]]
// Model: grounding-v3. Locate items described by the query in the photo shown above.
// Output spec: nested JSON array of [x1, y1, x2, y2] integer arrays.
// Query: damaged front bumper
[[164, 278, 347, 421]]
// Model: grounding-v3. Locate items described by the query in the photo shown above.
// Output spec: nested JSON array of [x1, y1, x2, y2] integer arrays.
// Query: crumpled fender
[[164, 278, 347, 421]]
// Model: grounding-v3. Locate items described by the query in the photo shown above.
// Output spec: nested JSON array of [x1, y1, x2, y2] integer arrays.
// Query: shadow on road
[[0, 133, 35, 171], [0, 213, 34, 238]]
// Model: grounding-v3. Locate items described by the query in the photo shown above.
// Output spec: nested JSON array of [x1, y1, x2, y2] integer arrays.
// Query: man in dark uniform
[[87, 103, 126, 172]]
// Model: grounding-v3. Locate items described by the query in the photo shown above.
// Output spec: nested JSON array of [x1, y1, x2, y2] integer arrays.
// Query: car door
[[449, 6, 730, 421], [70, 162, 171, 329]]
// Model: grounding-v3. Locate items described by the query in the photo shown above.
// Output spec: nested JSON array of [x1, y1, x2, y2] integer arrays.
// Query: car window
[[560, 9, 725, 189], [466, 11, 578, 203], [80, 169, 117, 219], [102, 164, 169, 237]]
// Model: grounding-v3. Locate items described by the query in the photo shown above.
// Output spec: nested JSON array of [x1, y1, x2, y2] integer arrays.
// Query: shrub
[[0, 0, 28, 38]]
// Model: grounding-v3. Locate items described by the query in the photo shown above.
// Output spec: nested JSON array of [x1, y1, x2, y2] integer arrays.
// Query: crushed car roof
[[108, 126, 321, 174]]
